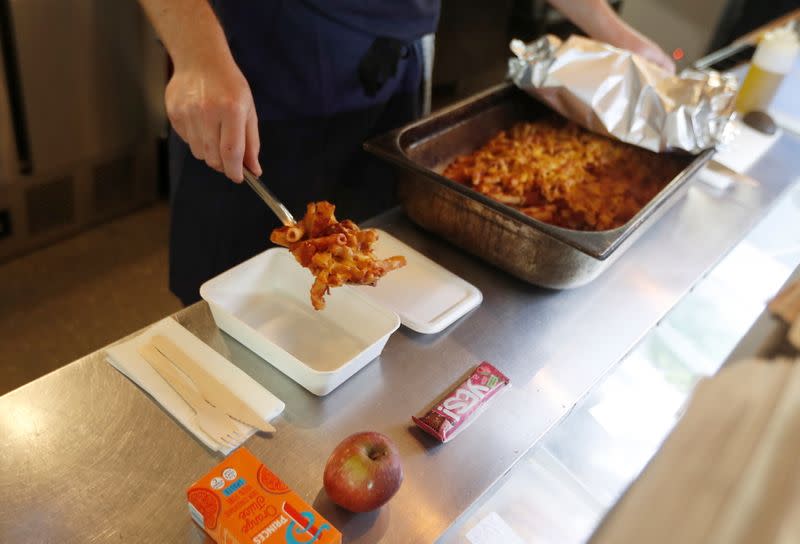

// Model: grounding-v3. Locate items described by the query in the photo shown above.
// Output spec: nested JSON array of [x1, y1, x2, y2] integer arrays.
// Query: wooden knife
[[150, 334, 276, 433]]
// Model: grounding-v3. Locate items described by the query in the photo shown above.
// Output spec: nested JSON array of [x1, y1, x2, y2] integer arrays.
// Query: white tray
[[200, 230, 482, 395]]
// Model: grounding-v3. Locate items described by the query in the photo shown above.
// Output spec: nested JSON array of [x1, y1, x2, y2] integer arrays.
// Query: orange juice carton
[[187, 447, 342, 544]]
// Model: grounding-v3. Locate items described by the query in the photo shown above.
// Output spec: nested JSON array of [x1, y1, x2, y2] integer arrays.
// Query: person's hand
[[165, 55, 261, 182], [616, 32, 676, 74]]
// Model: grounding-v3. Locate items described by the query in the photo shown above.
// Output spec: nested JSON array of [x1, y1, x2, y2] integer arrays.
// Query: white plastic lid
[[753, 27, 800, 74], [353, 230, 483, 334]]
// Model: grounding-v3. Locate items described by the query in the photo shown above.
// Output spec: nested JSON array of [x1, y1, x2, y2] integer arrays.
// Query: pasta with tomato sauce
[[442, 119, 686, 231], [271, 202, 406, 310]]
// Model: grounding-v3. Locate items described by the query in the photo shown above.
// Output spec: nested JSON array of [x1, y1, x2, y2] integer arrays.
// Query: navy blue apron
[[168, 1, 440, 305]]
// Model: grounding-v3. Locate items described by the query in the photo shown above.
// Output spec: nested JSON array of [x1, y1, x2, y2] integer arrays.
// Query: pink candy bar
[[413, 362, 510, 443]]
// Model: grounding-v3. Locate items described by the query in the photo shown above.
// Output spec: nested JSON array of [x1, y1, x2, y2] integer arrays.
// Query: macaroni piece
[[271, 202, 406, 310], [442, 119, 686, 231]]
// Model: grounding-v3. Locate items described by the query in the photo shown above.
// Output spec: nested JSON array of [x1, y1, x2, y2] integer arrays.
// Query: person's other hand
[[545, 0, 676, 75], [165, 56, 261, 182], [611, 30, 676, 74], [626, 38, 676, 74]]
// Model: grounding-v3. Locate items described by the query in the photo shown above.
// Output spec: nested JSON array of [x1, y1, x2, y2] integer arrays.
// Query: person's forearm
[[545, 0, 675, 72], [546, 0, 634, 47], [138, 0, 233, 70]]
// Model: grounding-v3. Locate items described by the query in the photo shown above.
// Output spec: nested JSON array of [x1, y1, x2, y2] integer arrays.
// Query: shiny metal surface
[[441, 55, 800, 543], [243, 168, 295, 227], [365, 84, 713, 288], [7, 0, 153, 174], [3, 120, 800, 541], [439, 176, 800, 544], [0, 0, 165, 260]]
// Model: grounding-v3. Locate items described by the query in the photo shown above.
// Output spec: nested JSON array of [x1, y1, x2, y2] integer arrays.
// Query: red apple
[[323, 432, 403, 513]]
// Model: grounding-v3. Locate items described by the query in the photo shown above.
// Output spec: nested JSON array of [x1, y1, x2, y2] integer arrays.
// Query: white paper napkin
[[105, 317, 284, 454]]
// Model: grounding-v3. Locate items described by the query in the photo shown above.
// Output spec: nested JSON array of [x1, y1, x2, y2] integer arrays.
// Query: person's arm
[[546, 0, 676, 73], [139, 0, 261, 182]]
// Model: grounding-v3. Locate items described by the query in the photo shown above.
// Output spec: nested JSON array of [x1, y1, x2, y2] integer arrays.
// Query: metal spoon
[[242, 168, 296, 226]]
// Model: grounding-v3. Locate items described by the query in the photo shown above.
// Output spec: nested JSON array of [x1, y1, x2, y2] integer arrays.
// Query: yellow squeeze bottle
[[736, 27, 799, 114]]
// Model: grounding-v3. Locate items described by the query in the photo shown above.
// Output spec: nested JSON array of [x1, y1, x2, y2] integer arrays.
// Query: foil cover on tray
[[507, 34, 738, 154]]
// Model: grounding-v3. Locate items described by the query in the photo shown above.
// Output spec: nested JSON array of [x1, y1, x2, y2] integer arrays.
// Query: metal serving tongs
[[242, 167, 296, 227]]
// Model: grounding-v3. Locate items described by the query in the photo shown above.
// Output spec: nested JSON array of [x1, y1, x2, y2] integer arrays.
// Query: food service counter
[[3, 118, 800, 541], [5, 24, 800, 540]]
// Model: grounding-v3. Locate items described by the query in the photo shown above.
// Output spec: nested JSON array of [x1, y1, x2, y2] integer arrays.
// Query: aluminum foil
[[507, 35, 738, 154]]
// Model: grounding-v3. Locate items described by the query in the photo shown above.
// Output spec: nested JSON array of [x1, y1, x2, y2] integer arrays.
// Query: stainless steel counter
[[3, 119, 800, 543], [437, 53, 800, 543], [3, 123, 800, 542], [438, 170, 800, 544]]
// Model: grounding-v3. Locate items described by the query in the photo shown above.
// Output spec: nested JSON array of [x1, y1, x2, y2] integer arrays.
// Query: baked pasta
[[442, 119, 686, 231], [271, 201, 406, 310]]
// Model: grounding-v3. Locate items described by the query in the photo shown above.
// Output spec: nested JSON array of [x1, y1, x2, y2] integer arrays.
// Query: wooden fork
[[138, 343, 248, 449]]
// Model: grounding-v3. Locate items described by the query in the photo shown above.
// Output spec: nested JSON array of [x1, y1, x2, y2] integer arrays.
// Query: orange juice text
[[187, 447, 342, 544]]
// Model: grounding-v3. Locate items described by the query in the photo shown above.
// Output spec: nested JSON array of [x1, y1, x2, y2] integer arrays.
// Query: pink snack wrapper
[[413, 362, 510, 443]]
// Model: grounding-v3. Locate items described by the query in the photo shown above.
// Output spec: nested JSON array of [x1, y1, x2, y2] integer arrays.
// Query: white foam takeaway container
[[201, 230, 481, 396]]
